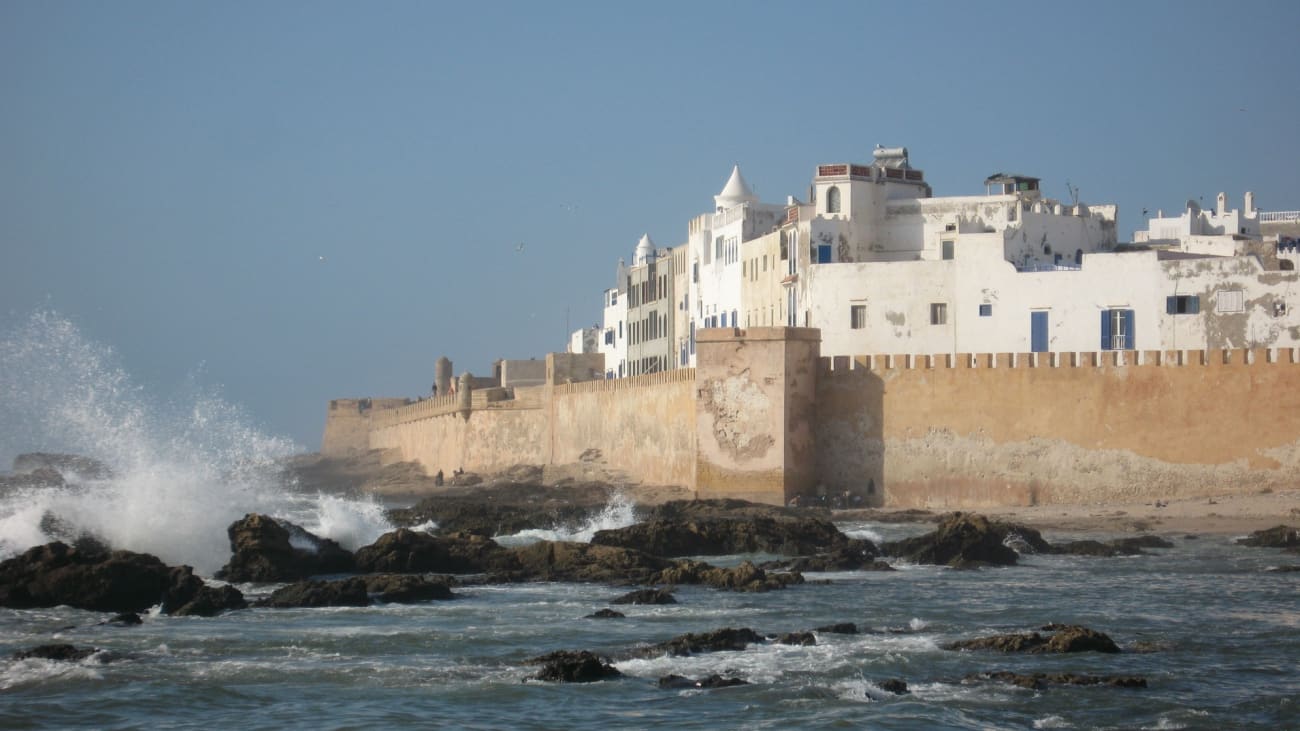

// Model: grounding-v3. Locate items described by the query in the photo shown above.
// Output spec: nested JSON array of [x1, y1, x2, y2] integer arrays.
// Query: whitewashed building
[[589, 147, 1299, 375]]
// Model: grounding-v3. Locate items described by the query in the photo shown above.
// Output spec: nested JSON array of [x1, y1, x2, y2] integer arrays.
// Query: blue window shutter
[[1166, 296, 1176, 315], [1124, 309, 1135, 350], [1100, 310, 1111, 350], [1189, 296, 1200, 314]]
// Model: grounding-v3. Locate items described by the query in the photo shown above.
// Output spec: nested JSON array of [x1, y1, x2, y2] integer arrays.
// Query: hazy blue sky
[[3, 1, 1299, 452]]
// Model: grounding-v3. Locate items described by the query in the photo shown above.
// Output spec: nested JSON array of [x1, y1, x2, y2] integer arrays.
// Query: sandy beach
[[974, 487, 1300, 536]]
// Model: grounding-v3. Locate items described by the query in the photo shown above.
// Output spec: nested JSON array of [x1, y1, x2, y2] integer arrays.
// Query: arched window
[[826, 186, 841, 214]]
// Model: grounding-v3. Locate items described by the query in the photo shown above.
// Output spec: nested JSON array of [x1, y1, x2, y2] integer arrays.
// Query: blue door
[[1031, 311, 1048, 352]]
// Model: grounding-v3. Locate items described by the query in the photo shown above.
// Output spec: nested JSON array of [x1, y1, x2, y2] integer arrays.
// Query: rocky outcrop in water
[[944, 624, 1121, 654], [1236, 525, 1300, 552], [658, 674, 749, 689], [0, 541, 245, 615], [528, 650, 622, 682], [1051, 535, 1175, 557], [590, 514, 848, 558], [610, 588, 676, 605], [761, 539, 891, 572], [965, 671, 1147, 690], [215, 514, 356, 583], [354, 529, 509, 574], [774, 631, 816, 646], [814, 622, 859, 635], [12, 644, 106, 663], [504, 541, 674, 584], [363, 574, 455, 603], [875, 679, 910, 695], [12, 452, 113, 480], [585, 608, 625, 619], [630, 627, 765, 658], [258, 577, 371, 608], [880, 512, 1049, 568], [385, 479, 616, 536], [649, 560, 803, 592], [0, 468, 66, 490]]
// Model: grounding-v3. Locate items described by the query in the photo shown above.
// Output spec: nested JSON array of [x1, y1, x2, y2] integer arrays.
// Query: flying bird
[[516, 242, 526, 252], [318, 255, 327, 263]]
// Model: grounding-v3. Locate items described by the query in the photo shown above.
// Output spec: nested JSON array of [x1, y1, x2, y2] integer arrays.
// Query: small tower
[[634, 233, 656, 266], [435, 357, 452, 395], [714, 165, 758, 212]]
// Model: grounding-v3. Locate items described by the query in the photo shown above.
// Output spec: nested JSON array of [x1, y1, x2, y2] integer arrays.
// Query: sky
[[2, 0, 1299, 453]]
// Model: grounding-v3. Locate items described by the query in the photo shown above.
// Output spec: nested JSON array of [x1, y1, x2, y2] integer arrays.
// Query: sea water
[[2, 314, 1299, 729]]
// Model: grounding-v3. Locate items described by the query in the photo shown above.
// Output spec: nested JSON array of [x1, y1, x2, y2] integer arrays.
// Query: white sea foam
[[0, 311, 391, 575], [843, 527, 885, 544], [492, 491, 637, 546], [1033, 716, 1073, 729], [0, 657, 107, 690]]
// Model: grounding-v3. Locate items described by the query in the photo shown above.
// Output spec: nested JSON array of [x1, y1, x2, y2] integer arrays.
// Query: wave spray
[[0, 311, 390, 575]]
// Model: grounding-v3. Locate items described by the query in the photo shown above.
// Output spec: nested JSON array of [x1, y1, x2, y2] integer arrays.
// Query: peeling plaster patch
[[701, 376, 775, 459], [885, 311, 906, 326]]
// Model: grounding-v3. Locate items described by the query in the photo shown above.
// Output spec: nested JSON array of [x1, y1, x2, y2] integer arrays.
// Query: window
[[1216, 290, 1245, 313], [714, 236, 723, 261], [826, 186, 841, 214], [930, 302, 947, 325], [1101, 309, 1135, 350], [693, 262, 699, 282], [941, 239, 954, 260], [851, 305, 867, 329], [604, 329, 614, 345], [979, 304, 992, 317], [780, 233, 788, 260], [1166, 295, 1200, 315]]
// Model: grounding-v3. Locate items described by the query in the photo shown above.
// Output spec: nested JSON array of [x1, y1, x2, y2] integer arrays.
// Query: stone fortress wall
[[325, 329, 1300, 507]]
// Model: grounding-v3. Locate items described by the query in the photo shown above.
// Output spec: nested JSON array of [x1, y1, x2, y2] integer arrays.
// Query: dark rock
[[650, 560, 803, 592], [814, 622, 858, 635], [0, 541, 234, 614], [1236, 525, 1300, 549], [695, 674, 749, 688], [102, 612, 143, 626], [774, 631, 816, 646], [12, 452, 113, 480], [631, 627, 765, 658], [762, 539, 890, 572], [504, 541, 674, 585], [586, 608, 625, 619], [0, 467, 66, 490], [12, 644, 101, 662], [881, 513, 1043, 568], [385, 482, 614, 536], [215, 513, 355, 583], [363, 574, 455, 603], [1050, 539, 1125, 557], [876, 678, 910, 695], [591, 513, 850, 557], [1265, 564, 1300, 573], [354, 529, 509, 574], [967, 670, 1147, 690], [945, 624, 1120, 654], [528, 650, 622, 683], [169, 583, 248, 617], [1055, 535, 1174, 556], [656, 673, 749, 689], [1040, 624, 1122, 653], [611, 588, 676, 605], [258, 577, 370, 608]]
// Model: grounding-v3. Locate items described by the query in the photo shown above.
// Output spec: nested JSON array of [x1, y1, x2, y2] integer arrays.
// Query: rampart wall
[[365, 364, 696, 485], [321, 398, 410, 456], [551, 369, 696, 486], [334, 334, 1300, 509], [816, 348, 1300, 508]]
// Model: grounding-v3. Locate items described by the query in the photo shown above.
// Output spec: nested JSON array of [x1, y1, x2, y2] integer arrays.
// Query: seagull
[[516, 242, 525, 252], [318, 255, 327, 263]]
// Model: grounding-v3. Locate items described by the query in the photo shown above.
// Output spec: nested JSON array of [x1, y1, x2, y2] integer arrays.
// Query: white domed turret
[[714, 164, 758, 211], [634, 233, 656, 265]]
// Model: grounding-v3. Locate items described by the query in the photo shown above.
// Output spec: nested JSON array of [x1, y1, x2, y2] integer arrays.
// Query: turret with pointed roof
[[714, 165, 759, 211], [633, 233, 656, 265]]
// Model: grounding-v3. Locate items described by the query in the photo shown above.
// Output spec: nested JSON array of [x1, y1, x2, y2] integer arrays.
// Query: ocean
[[2, 314, 1298, 730]]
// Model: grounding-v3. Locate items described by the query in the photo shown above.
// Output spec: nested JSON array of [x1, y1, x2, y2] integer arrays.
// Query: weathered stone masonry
[[326, 329, 1300, 507]]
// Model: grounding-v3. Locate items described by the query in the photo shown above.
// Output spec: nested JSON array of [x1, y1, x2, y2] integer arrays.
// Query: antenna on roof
[[1065, 180, 1080, 207]]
